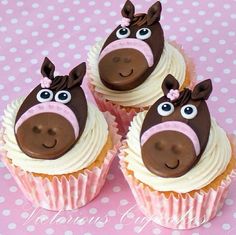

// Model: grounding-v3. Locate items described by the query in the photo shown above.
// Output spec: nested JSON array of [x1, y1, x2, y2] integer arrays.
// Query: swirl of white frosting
[[2, 98, 108, 175], [124, 111, 231, 193], [87, 40, 186, 107]]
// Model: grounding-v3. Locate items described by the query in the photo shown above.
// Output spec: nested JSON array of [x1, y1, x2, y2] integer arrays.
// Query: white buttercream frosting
[[2, 98, 109, 175], [87, 40, 186, 108], [124, 111, 231, 193]]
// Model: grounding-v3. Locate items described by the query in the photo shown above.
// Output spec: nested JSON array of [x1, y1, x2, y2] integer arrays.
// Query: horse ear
[[162, 74, 180, 96], [192, 79, 212, 100], [68, 62, 86, 88], [41, 57, 55, 79], [121, 0, 135, 20], [147, 1, 162, 25]]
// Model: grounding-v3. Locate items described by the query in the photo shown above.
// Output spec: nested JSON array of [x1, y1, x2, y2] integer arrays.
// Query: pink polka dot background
[[0, 0, 236, 234]]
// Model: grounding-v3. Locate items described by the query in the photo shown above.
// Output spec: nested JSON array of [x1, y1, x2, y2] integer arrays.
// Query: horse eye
[[181, 104, 198, 119], [116, 27, 130, 39], [136, 28, 152, 40], [55, 90, 71, 104], [36, 89, 53, 103], [157, 102, 174, 116]]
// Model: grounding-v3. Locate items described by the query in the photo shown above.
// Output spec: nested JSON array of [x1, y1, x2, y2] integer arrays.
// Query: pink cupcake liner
[[87, 41, 196, 137], [1, 112, 121, 211], [119, 135, 236, 229]]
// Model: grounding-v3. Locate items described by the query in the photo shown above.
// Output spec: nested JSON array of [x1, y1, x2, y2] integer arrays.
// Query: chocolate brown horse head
[[98, 0, 164, 91], [140, 74, 213, 177], [15, 57, 88, 160]]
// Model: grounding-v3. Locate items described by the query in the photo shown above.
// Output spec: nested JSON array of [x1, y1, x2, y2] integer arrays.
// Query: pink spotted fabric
[[0, 1, 236, 235]]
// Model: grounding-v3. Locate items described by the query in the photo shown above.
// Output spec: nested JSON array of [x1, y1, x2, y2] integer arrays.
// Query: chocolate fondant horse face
[[15, 57, 88, 160], [99, 0, 164, 91], [140, 74, 212, 177]]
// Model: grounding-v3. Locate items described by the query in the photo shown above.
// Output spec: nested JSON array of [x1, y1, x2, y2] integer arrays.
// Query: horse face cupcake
[[0, 58, 121, 211], [87, 0, 195, 136], [119, 75, 236, 229]]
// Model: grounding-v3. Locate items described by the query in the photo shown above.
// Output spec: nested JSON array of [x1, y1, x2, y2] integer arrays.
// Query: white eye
[[116, 27, 130, 39], [136, 28, 152, 40], [55, 90, 71, 104], [181, 104, 198, 119], [36, 89, 53, 103], [157, 102, 175, 116]]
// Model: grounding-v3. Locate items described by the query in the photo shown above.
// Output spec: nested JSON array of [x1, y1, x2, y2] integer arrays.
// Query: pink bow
[[40, 77, 52, 88], [120, 17, 131, 27], [167, 89, 180, 101]]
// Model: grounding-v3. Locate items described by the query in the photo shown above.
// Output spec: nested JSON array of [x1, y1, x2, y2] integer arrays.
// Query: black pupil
[[140, 28, 149, 35], [184, 107, 193, 114], [41, 91, 50, 99], [58, 93, 68, 100], [120, 28, 128, 35], [162, 104, 171, 111]]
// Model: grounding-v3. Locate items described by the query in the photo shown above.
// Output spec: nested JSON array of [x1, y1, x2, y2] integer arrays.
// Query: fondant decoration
[[140, 74, 212, 178], [15, 57, 88, 160], [98, 0, 164, 91]]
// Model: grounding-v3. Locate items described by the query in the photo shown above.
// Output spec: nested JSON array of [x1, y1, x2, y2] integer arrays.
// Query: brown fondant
[[15, 57, 88, 160], [99, 1, 164, 91], [17, 113, 75, 159], [99, 48, 149, 90], [140, 74, 212, 178], [141, 131, 196, 178]]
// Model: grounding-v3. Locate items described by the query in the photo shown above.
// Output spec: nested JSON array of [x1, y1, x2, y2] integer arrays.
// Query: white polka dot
[[110, 11, 116, 16], [52, 42, 60, 47], [206, 67, 214, 72], [198, 10, 206, 16], [96, 221, 105, 228], [202, 37, 210, 43], [195, 28, 203, 34], [89, 27, 96, 33], [221, 87, 228, 93], [104, 1, 111, 7], [212, 29, 219, 35], [21, 212, 29, 219], [218, 107, 225, 113], [74, 54, 81, 59], [0, 84, 4, 90], [63, 8, 70, 13], [230, 14, 236, 19], [58, 52, 65, 58], [63, 63, 70, 68], [107, 210, 116, 217], [8, 223, 16, 230], [78, 8, 86, 14], [222, 223, 231, 230], [2, 95, 9, 101], [205, 20, 212, 26], [225, 118, 233, 124], [13, 86, 21, 92], [199, 56, 207, 61], [169, 35, 177, 40], [84, 17, 91, 23], [219, 39, 226, 45], [27, 225, 35, 232], [26, 48, 33, 54], [224, 68, 231, 74], [101, 197, 109, 203], [228, 98, 236, 104], [192, 46, 200, 51], [45, 228, 54, 235], [216, 58, 224, 63], [203, 222, 211, 228], [186, 36, 193, 42], [152, 228, 161, 234], [79, 35, 86, 41], [11, 18, 18, 24], [19, 67, 27, 73], [120, 199, 128, 206], [115, 224, 124, 230], [213, 77, 221, 83], [0, 196, 5, 203], [233, 212, 236, 218], [214, 12, 222, 17], [225, 198, 234, 205], [9, 186, 17, 192], [4, 173, 11, 180], [94, 9, 101, 15], [25, 78, 32, 83], [68, 16, 75, 21], [209, 48, 216, 53], [89, 208, 97, 214], [15, 199, 24, 205], [113, 186, 121, 192], [2, 209, 10, 216], [210, 96, 218, 102], [228, 31, 235, 36], [172, 231, 180, 235], [192, 1, 199, 7]]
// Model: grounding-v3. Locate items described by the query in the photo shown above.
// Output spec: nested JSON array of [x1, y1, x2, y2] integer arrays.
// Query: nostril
[[172, 145, 181, 154], [155, 141, 164, 151], [48, 129, 56, 136], [112, 57, 120, 63], [124, 57, 131, 63], [32, 126, 41, 134]]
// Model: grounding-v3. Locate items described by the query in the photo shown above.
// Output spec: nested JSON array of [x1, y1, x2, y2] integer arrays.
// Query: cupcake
[[87, 0, 195, 136], [0, 57, 121, 211], [119, 74, 236, 229]]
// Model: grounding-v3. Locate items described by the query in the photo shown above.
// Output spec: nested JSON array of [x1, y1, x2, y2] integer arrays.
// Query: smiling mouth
[[42, 139, 57, 149], [119, 69, 133, 78], [165, 160, 180, 169]]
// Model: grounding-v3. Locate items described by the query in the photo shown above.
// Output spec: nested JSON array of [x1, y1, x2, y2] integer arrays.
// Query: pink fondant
[[15, 102, 79, 138], [120, 17, 131, 27], [167, 89, 180, 101], [40, 77, 52, 88], [141, 121, 201, 156], [99, 38, 154, 67]]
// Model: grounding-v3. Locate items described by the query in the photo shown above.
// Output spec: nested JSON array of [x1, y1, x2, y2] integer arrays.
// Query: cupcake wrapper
[[87, 41, 196, 137], [119, 135, 236, 229], [1, 112, 121, 211]]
